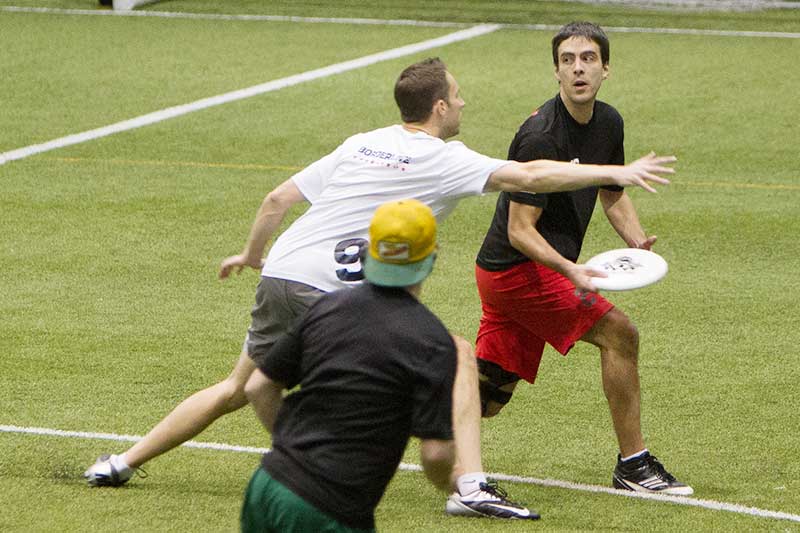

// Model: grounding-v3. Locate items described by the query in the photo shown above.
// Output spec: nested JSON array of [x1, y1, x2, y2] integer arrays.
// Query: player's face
[[440, 71, 465, 138], [555, 36, 609, 108]]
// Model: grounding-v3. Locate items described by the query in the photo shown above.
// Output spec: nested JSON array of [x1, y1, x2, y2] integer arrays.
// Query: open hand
[[219, 254, 264, 279], [616, 152, 675, 193]]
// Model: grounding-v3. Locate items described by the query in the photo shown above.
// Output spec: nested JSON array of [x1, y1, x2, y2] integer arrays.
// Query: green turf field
[[1, 1, 799, 531]]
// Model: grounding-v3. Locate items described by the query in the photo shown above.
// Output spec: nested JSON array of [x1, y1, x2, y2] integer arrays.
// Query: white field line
[[0, 6, 470, 27], [0, 23, 500, 165], [2, 5, 800, 38], [559, 0, 800, 10], [2, 423, 799, 524], [1, 8, 798, 166]]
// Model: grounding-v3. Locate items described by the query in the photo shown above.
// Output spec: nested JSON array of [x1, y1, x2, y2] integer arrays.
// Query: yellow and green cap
[[363, 199, 437, 287]]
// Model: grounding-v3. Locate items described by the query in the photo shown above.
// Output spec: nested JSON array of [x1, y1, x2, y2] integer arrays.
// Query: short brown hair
[[552, 22, 610, 66], [394, 58, 450, 123]]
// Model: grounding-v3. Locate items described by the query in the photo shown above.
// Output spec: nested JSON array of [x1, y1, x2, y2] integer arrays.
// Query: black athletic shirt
[[257, 283, 456, 530], [476, 94, 624, 269]]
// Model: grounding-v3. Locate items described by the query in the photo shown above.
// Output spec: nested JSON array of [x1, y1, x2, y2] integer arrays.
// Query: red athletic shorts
[[475, 261, 613, 383]]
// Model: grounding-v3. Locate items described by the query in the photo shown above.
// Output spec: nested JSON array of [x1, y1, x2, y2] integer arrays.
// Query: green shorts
[[241, 467, 374, 533]]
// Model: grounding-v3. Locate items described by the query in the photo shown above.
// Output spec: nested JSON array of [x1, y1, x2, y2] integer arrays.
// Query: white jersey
[[262, 125, 509, 292]]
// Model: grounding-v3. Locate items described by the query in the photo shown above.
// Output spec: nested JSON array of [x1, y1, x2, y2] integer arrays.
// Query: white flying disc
[[585, 248, 668, 291]]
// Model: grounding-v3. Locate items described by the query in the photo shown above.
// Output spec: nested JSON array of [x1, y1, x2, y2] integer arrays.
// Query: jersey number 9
[[334, 238, 367, 282]]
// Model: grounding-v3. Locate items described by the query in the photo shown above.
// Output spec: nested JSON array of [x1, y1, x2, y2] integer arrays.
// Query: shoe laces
[[478, 480, 522, 505], [644, 455, 676, 483], [134, 466, 148, 480]]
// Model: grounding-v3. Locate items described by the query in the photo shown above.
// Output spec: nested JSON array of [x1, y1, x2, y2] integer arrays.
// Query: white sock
[[457, 472, 488, 499], [620, 449, 648, 462]]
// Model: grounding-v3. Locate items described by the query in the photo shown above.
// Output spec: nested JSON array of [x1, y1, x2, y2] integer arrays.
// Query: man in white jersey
[[85, 57, 674, 520]]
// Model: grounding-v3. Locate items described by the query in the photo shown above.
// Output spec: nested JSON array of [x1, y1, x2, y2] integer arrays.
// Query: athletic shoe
[[445, 481, 539, 520], [612, 452, 693, 496], [84, 454, 143, 487]]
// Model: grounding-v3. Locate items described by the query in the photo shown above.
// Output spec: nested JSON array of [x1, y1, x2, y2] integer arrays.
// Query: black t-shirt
[[477, 94, 625, 269], [258, 283, 456, 530]]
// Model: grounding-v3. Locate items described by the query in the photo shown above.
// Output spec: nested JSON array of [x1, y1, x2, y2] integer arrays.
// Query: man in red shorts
[[474, 21, 693, 495]]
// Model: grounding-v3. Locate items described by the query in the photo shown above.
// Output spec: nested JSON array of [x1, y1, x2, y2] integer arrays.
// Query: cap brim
[[363, 254, 435, 287]]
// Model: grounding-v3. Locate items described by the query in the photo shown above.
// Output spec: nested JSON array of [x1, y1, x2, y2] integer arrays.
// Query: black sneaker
[[613, 452, 693, 496], [445, 481, 540, 520]]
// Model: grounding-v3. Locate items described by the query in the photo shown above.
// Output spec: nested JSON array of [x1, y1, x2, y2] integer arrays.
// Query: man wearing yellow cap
[[241, 199, 473, 532], [86, 57, 673, 520]]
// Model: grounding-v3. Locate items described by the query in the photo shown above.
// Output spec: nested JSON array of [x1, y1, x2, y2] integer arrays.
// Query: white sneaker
[[84, 454, 137, 487], [445, 481, 539, 520]]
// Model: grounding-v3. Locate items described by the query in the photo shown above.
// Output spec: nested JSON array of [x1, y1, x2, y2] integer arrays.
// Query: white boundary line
[[2, 5, 800, 38], [2, 424, 798, 524], [0, 23, 500, 165], [1, 7, 798, 166], [560, 0, 800, 10], [0, 6, 470, 27]]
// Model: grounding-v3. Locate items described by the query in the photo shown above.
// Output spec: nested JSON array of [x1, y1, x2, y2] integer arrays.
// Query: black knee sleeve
[[477, 358, 519, 416]]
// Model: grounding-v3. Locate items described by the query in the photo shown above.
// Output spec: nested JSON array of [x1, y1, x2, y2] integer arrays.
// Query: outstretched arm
[[599, 189, 657, 250], [219, 178, 307, 279], [485, 152, 675, 194]]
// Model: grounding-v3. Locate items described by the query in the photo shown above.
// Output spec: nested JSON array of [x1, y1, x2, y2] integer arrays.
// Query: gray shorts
[[245, 277, 325, 363]]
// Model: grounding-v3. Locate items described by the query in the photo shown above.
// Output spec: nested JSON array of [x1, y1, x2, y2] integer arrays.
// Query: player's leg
[[125, 351, 255, 467], [84, 277, 323, 487], [580, 308, 643, 456], [444, 309, 538, 518], [581, 308, 693, 495], [83, 351, 256, 486], [477, 359, 520, 418], [484, 263, 628, 453], [449, 335, 482, 481]]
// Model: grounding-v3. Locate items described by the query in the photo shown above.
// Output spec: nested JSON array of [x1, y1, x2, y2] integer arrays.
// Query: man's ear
[[602, 63, 610, 80]]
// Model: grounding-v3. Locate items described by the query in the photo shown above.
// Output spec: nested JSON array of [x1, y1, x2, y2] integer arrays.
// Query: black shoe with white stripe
[[445, 481, 539, 520], [612, 452, 693, 496]]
